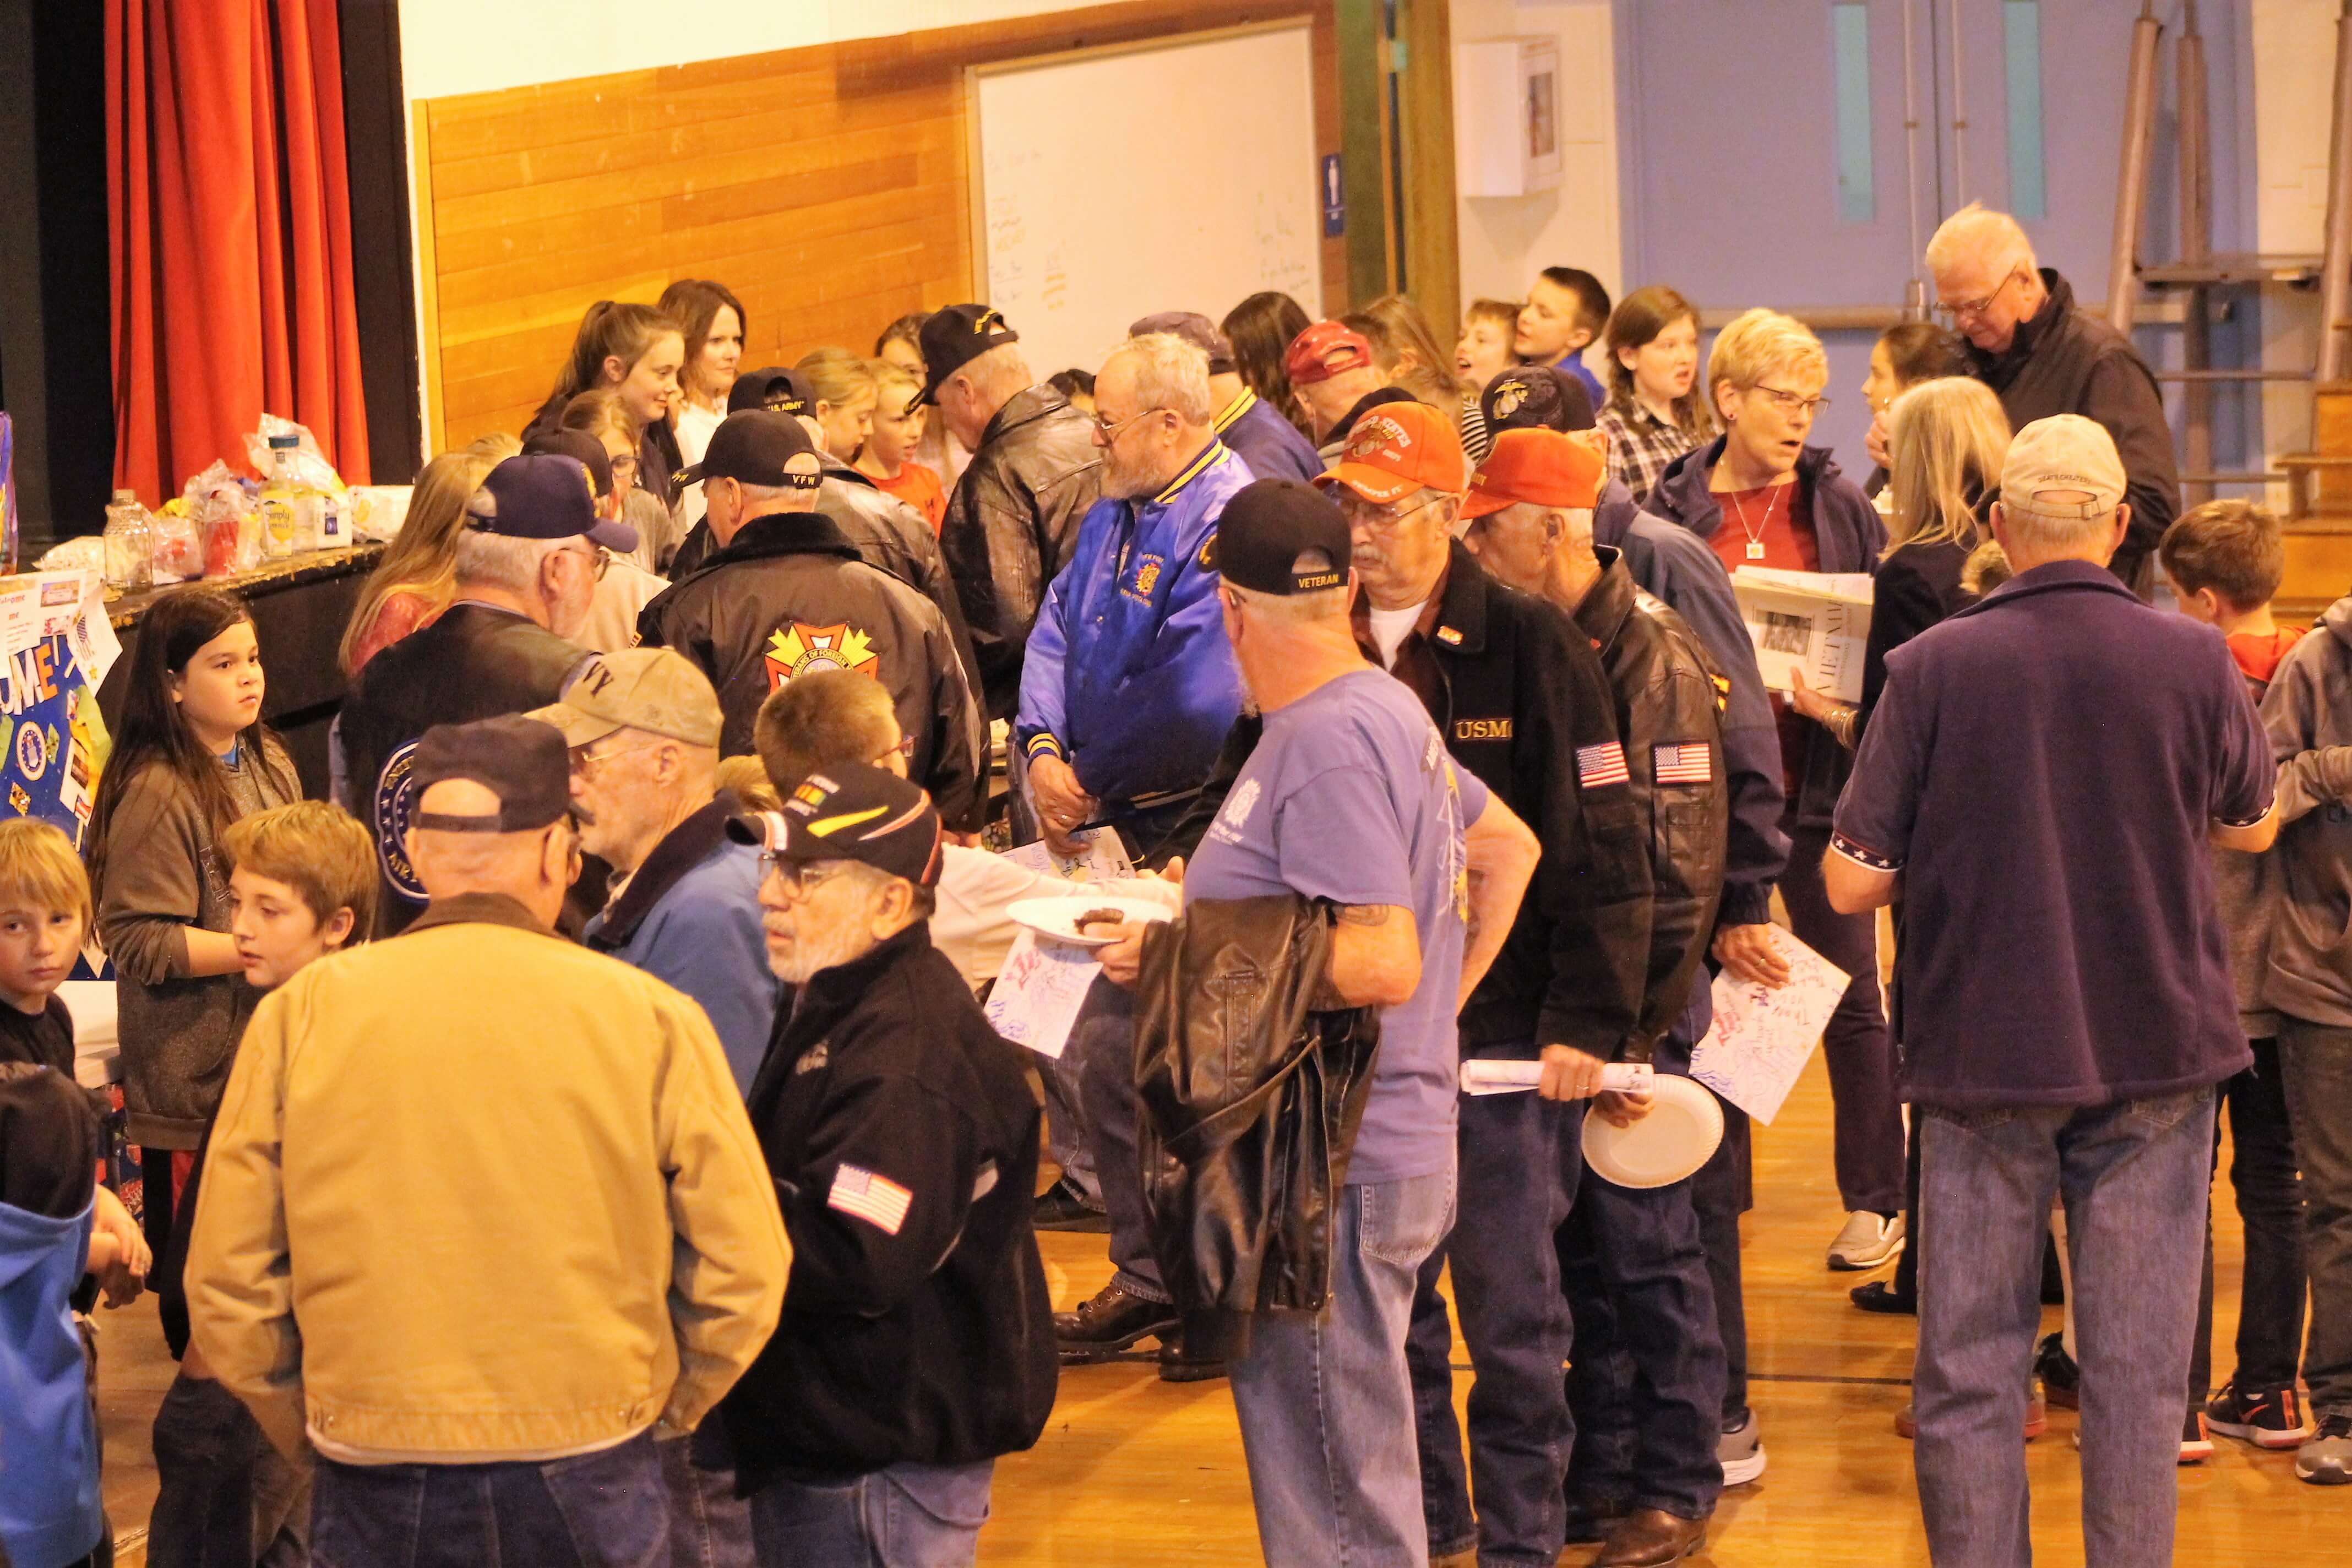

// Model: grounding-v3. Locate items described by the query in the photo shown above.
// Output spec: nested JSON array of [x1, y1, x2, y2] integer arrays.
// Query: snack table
[[94, 544, 384, 801]]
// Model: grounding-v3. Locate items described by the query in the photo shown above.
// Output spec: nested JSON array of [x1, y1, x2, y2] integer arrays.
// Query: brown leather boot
[[1593, 1507, 1707, 1566]]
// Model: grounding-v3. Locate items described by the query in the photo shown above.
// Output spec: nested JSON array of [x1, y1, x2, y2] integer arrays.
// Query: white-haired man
[[923, 304, 1106, 720], [1825, 416, 2276, 1567], [1925, 202, 2178, 587], [341, 451, 628, 933]]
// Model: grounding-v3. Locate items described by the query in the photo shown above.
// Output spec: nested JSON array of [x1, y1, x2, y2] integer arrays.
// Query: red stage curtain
[[108, 0, 371, 507]]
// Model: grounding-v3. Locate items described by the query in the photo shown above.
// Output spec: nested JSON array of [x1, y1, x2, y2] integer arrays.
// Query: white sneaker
[[1827, 1211, 1906, 1271], [1719, 1408, 1766, 1486]]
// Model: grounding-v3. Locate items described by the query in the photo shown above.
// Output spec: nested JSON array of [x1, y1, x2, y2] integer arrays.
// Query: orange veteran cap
[[1313, 401, 1469, 506], [1462, 427, 1606, 519]]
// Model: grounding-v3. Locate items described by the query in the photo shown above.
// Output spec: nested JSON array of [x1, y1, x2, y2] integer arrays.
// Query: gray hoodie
[[2261, 596, 2352, 1028]]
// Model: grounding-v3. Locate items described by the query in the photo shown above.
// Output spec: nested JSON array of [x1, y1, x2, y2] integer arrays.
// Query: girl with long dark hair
[[1221, 291, 1314, 440], [527, 300, 686, 511]]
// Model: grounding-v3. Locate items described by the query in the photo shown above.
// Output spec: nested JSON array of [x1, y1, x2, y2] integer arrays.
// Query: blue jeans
[[1407, 1079, 1582, 1566], [1914, 1090, 2214, 1568], [1233, 1168, 1455, 1567], [1036, 979, 1131, 1211], [746, 1458, 993, 1568], [1558, 1172, 1727, 1521], [309, 1430, 668, 1568], [660, 1431, 750, 1568]]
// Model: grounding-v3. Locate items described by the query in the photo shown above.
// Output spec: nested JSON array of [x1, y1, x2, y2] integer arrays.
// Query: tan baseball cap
[[528, 649, 722, 749], [2001, 413, 2125, 521]]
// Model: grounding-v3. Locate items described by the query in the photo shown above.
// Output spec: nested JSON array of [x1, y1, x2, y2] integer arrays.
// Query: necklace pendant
[[1746, 540, 1766, 561]]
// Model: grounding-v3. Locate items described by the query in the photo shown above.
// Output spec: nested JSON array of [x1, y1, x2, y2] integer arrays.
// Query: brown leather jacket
[[939, 384, 1104, 719], [1133, 896, 1380, 1344]]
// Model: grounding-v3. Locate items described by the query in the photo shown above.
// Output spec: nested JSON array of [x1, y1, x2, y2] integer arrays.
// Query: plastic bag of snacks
[[150, 505, 204, 585], [243, 414, 341, 492], [182, 461, 261, 577]]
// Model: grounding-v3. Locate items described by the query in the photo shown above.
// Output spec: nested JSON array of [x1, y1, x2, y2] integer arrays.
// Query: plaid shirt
[[1597, 399, 1701, 508]]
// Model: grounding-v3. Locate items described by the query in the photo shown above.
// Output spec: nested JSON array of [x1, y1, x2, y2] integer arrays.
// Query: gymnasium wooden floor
[[89, 1052, 2339, 1566]]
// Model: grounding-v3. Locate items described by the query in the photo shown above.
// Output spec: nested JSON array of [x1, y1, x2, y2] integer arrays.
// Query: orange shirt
[[2225, 626, 2304, 694], [873, 460, 948, 535]]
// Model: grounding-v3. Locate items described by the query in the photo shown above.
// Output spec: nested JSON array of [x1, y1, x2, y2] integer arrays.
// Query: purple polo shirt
[[1830, 560, 2272, 1108]]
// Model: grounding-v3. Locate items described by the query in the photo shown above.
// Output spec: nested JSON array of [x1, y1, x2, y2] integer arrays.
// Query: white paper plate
[[1581, 1074, 1725, 1189], [1007, 894, 1173, 948]]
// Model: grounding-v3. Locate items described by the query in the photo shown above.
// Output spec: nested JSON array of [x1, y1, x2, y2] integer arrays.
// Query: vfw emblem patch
[[765, 623, 880, 690]]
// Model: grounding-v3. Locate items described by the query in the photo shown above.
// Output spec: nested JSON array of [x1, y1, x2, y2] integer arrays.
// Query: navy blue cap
[[465, 454, 639, 554], [411, 715, 573, 834], [521, 429, 614, 498], [1480, 363, 1596, 435]]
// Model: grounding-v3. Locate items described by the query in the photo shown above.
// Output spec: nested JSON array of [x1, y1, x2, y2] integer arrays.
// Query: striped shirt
[[1597, 398, 1701, 508]]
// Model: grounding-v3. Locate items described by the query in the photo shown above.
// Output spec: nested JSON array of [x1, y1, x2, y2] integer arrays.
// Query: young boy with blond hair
[[149, 801, 374, 1565], [0, 816, 147, 1568], [2156, 499, 2313, 1458]]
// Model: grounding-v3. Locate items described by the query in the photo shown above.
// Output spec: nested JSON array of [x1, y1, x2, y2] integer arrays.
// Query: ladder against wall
[[2109, 2, 2352, 614]]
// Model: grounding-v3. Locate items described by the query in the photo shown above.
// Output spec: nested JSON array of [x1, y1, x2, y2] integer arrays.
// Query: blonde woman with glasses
[[1648, 307, 1906, 1276]]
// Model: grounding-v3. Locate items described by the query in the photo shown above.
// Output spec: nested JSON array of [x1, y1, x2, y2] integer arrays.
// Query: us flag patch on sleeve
[[1576, 742, 1631, 789], [829, 1164, 914, 1235], [1654, 743, 1712, 784]]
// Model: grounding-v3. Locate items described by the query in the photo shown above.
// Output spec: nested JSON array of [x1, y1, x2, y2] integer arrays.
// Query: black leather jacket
[[1571, 549, 1731, 1057], [939, 384, 1105, 719], [1134, 895, 1380, 1340]]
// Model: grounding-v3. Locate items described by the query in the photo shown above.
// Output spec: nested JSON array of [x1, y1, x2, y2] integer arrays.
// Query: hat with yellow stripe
[[725, 761, 941, 887]]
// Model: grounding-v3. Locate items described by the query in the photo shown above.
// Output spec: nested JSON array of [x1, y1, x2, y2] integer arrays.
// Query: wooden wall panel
[[421, 1, 1347, 452]]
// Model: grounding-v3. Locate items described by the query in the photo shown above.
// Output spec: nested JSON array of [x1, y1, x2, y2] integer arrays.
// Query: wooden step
[[2281, 524, 2352, 606], [2283, 453, 2352, 517], [2318, 382, 2352, 455]]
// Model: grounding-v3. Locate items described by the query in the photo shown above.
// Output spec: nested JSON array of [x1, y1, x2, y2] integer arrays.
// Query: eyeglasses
[[756, 857, 855, 898], [1747, 384, 1831, 420], [1336, 492, 1446, 532], [607, 454, 639, 481], [568, 738, 660, 780], [1092, 406, 1171, 440], [1934, 268, 2024, 324], [872, 734, 917, 765]]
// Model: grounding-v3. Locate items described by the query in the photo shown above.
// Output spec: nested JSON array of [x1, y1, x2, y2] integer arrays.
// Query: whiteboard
[[971, 24, 1324, 384]]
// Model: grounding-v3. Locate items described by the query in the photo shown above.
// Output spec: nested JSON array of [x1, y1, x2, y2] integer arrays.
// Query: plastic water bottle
[[102, 489, 154, 590], [260, 434, 306, 558]]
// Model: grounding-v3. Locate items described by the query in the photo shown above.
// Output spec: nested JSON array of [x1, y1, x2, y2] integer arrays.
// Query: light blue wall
[[1611, 1, 2262, 475]]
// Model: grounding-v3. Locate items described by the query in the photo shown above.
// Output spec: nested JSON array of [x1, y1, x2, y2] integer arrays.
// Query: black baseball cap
[[913, 304, 1019, 406], [1480, 363, 1596, 435], [410, 715, 573, 834], [727, 763, 943, 888], [465, 454, 639, 554], [521, 428, 614, 498], [1206, 478, 1352, 597], [1129, 311, 1236, 375], [728, 366, 815, 418], [677, 410, 826, 491]]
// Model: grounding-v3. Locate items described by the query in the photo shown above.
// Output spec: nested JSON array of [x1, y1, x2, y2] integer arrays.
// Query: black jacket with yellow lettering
[[1371, 545, 1654, 1061], [1570, 548, 1730, 1056]]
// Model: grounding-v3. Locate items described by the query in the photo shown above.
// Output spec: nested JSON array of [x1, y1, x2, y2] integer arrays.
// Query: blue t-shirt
[[1185, 668, 1489, 1184]]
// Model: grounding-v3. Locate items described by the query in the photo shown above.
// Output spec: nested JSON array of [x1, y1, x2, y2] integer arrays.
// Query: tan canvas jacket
[[184, 892, 789, 1461]]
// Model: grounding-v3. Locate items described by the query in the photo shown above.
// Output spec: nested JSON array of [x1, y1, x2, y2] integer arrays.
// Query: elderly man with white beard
[[715, 765, 1057, 1568]]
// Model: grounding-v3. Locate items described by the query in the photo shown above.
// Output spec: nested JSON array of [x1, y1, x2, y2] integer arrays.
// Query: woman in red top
[[336, 436, 518, 678], [1647, 308, 1905, 1272]]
